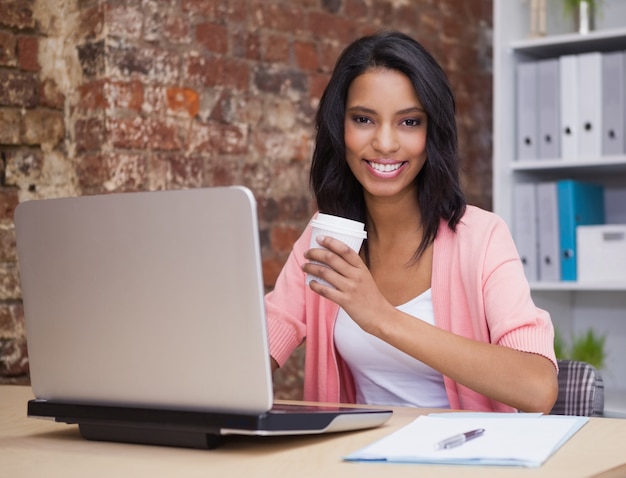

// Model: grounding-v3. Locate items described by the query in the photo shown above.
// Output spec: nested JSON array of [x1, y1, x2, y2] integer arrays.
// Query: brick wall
[[0, 0, 493, 396]]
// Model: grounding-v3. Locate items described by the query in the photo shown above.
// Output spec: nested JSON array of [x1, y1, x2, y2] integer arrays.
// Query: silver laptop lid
[[15, 186, 273, 414]]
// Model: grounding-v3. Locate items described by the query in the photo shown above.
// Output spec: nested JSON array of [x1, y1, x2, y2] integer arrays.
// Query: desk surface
[[2, 385, 626, 478]]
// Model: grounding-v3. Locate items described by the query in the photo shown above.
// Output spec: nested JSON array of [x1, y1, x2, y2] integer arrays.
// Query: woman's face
[[344, 67, 428, 203]]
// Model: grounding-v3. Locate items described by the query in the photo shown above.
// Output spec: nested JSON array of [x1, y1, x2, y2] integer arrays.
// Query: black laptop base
[[27, 399, 391, 449]]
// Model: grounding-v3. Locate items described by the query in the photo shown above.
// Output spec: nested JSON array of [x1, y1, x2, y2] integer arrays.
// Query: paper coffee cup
[[306, 213, 367, 287]]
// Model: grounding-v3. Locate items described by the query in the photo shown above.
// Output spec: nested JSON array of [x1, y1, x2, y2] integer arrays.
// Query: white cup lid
[[314, 213, 365, 232]]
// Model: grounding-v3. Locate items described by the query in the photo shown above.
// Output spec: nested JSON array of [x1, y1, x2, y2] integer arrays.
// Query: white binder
[[601, 51, 625, 156], [559, 54, 579, 160], [536, 181, 561, 282], [577, 52, 603, 159], [516, 61, 539, 160], [538, 58, 561, 160], [513, 183, 539, 282]]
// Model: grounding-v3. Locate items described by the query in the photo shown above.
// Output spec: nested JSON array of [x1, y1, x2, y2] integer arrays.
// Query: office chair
[[550, 359, 605, 417]]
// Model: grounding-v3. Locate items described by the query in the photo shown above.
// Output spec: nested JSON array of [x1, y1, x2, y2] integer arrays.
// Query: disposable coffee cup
[[306, 213, 367, 287]]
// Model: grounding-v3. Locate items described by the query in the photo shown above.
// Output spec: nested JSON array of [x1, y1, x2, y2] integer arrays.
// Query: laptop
[[14, 186, 392, 449]]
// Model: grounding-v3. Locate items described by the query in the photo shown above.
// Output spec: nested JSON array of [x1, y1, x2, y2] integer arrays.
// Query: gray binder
[[516, 61, 539, 160], [513, 183, 539, 282], [538, 58, 561, 160], [601, 51, 625, 156], [578, 52, 603, 159], [560, 54, 579, 160], [536, 182, 561, 282]]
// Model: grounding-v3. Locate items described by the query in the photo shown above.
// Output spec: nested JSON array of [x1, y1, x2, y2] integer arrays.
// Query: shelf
[[510, 156, 626, 174], [510, 27, 626, 58], [530, 282, 626, 292]]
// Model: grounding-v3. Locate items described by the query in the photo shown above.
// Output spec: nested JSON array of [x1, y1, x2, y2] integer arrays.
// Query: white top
[[334, 289, 450, 408]]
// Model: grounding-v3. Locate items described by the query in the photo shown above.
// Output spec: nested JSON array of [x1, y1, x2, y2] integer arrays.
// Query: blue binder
[[557, 180, 605, 281]]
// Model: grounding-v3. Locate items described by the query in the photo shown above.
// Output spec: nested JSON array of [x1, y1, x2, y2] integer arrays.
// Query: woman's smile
[[365, 160, 408, 177]]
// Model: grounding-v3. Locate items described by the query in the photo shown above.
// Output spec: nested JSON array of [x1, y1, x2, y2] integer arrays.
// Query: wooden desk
[[2, 385, 625, 478]]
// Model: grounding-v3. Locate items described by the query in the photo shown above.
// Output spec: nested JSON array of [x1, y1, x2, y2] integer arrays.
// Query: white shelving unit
[[493, 0, 626, 418]]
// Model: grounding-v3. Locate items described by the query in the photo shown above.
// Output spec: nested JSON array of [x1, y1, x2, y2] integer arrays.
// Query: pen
[[435, 428, 485, 450]]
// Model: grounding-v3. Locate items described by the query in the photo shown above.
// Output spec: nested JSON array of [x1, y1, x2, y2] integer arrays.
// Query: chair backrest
[[550, 359, 605, 417]]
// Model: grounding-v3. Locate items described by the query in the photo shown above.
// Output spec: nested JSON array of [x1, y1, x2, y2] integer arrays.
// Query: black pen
[[435, 428, 485, 450]]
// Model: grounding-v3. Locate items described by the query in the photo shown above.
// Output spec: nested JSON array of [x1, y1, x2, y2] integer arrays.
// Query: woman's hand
[[302, 235, 394, 335]]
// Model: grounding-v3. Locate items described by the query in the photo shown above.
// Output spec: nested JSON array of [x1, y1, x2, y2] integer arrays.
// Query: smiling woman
[[265, 30, 559, 414]]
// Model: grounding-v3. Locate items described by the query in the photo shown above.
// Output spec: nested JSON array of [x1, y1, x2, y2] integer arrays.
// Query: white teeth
[[369, 162, 402, 172]]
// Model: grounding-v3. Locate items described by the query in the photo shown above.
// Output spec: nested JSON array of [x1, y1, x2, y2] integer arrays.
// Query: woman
[[265, 31, 558, 413]]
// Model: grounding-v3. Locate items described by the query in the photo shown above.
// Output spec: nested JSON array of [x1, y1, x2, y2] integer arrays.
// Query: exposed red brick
[[271, 225, 301, 254], [0, 263, 21, 301], [74, 116, 106, 152], [76, 152, 106, 191], [0, 70, 39, 108], [0, 190, 19, 221], [108, 80, 144, 111], [77, 80, 108, 110], [232, 30, 261, 61], [370, 0, 394, 26], [195, 22, 228, 54], [146, 118, 183, 151], [262, 256, 286, 288], [222, 0, 247, 24], [221, 58, 249, 91], [309, 72, 330, 100], [21, 109, 65, 146], [205, 161, 240, 186], [100, 153, 147, 192], [262, 34, 289, 64], [307, 11, 359, 44], [0, 225, 17, 263], [317, 41, 344, 72], [0, 109, 21, 145], [162, 16, 192, 45], [108, 116, 147, 149], [344, 0, 368, 19], [3, 149, 44, 186], [77, 40, 106, 78], [168, 153, 204, 187], [17, 36, 39, 72], [106, 4, 143, 39], [181, 0, 222, 17], [208, 123, 248, 155], [0, 1, 36, 30], [294, 41, 318, 72], [249, 1, 303, 32], [78, 4, 105, 40], [0, 31, 17, 67], [0, 337, 29, 376], [185, 55, 220, 87], [166, 87, 199, 117]]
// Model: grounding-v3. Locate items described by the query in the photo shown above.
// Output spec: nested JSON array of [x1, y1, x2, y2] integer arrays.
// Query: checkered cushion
[[550, 359, 604, 417]]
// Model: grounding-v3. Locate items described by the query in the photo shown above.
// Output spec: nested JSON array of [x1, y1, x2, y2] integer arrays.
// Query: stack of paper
[[344, 412, 588, 467]]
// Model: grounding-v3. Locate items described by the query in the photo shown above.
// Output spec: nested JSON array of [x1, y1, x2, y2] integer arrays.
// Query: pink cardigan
[[265, 206, 557, 412]]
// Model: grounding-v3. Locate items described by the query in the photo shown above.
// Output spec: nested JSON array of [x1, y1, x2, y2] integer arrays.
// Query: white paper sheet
[[344, 412, 589, 467]]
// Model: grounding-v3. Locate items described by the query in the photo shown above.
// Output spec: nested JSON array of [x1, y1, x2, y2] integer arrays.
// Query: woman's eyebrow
[[346, 105, 425, 115]]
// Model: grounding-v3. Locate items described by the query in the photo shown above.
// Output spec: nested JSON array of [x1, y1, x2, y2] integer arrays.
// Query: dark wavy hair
[[310, 30, 466, 262]]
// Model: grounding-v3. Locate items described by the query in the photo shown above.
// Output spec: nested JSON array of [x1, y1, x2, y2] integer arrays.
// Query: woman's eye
[[353, 116, 371, 124], [403, 118, 421, 127]]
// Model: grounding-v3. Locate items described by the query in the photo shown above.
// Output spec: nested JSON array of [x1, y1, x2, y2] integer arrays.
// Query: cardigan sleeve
[[264, 222, 313, 367], [479, 212, 558, 370]]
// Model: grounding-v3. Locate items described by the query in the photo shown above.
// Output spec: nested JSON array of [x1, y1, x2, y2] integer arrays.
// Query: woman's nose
[[371, 124, 400, 154]]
